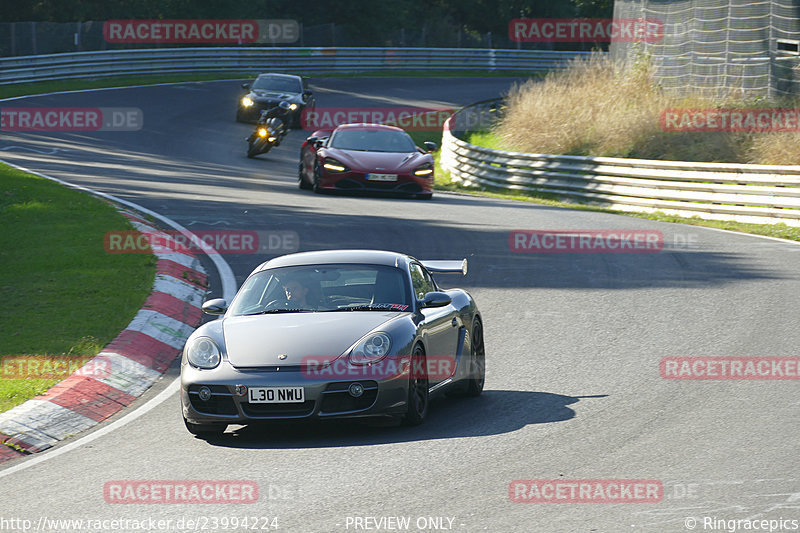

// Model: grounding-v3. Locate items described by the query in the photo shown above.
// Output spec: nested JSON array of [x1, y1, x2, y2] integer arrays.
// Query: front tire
[[312, 161, 324, 193], [298, 162, 312, 189], [403, 345, 429, 426], [246, 139, 259, 158]]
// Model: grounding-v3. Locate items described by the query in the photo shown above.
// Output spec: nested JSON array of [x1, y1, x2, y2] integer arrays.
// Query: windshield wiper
[[326, 305, 408, 312], [241, 308, 315, 315]]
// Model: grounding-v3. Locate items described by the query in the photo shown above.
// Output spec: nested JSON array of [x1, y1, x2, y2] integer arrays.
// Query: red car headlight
[[323, 157, 348, 172], [413, 163, 434, 177]]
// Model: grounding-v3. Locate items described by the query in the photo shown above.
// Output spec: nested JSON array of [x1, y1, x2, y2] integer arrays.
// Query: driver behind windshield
[[278, 274, 322, 310], [282, 278, 310, 308]]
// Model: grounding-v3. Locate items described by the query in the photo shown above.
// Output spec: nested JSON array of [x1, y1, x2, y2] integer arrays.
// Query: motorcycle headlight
[[186, 337, 221, 369], [413, 163, 434, 177], [258, 128, 268, 137], [241, 97, 254, 107], [349, 332, 392, 365], [323, 158, 348, 172], [289, 103, 298, 111]]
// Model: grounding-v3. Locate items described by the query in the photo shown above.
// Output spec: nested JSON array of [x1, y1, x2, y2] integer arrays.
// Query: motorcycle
[[246, 103, 296, 159]]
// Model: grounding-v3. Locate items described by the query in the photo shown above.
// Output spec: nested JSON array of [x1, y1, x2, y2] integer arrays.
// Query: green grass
[[465, 131, 507, 150], [0, 163, 155, 412], [407, 129, 443, 148]]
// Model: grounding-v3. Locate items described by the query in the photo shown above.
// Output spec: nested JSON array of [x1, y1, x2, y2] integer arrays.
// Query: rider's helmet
[[279, 101, 292, 111]]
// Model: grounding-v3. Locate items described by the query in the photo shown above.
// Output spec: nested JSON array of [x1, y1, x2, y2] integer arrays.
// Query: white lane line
[[687, 224, 800, 247], [0, 78, 250, 103], [0, 159, 237, 476], [0, 146, 71, 154], [0, 378, 180, 480]]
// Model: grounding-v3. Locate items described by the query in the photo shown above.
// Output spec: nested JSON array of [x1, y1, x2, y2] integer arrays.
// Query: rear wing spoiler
[[420, 259, 468, 275]]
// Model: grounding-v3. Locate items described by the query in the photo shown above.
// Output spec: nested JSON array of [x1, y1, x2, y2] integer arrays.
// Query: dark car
[[180, 249, 484, 437], [236, 73, 315, 127], [298, 123, 438, 199]]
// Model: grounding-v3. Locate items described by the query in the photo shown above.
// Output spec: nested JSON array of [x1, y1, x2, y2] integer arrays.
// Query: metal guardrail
[[441, 98, 800, 226], [0, 47, 593, 85]]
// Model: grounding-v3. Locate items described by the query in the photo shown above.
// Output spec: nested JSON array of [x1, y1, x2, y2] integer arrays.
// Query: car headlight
[[413, 163, 434, 177], [186, 337, 221, 369], [241, 97, 254, 107], [323, 157, 348, 172], [289, 103, 298, 111], [349, 332, 392, 365]]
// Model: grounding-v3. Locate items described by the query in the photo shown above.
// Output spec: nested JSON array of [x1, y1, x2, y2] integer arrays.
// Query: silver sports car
[[180, 249, 485, 436]]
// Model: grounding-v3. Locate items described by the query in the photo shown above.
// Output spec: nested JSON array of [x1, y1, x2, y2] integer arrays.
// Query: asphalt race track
[[1, 77, 799, 532]]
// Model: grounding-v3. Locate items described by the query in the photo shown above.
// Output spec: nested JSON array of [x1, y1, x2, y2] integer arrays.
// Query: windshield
[[227, 264, 411, 315], [329, 129, 417, 152], [251, 76, 302, 93]]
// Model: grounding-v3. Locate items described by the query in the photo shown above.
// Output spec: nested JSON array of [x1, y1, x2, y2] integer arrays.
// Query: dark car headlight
[[323, 157, 348, 172], [241, 97, 254, 108], [186, 337, 221, 369], [349, 332, 392, 365], [413, 163, 434, 177]]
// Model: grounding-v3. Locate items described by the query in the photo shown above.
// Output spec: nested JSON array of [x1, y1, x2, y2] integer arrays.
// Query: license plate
[[247, 386, 305, 403], [365, 173, 398, 182]]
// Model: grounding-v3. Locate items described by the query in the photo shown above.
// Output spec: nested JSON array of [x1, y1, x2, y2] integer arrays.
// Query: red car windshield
[[330, 129, 417, 153]]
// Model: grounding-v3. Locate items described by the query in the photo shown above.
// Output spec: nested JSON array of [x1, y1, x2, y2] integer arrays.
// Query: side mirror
[[419, 291, 452, 309], [303, 90, 313, 97], [202, 298, 228, 315], [241, 83, 251, 90], [423, 141, 438, 153], [306, 136, 318, 145]]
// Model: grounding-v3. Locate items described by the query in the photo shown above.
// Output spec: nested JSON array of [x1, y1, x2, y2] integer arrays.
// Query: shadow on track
[[192, 390, 607, 449]]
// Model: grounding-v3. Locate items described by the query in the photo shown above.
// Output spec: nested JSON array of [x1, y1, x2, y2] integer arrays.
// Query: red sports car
[[298, 123, 437, 199]]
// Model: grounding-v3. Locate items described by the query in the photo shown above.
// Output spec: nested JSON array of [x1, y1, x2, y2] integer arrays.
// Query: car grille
[[320, 381, 378, 414], [334, 178, 424, 194], [241, 400, 316, 417], [187, 384, 238, 416]]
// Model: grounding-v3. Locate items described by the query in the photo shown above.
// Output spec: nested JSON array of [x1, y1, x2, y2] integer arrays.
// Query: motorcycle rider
[[248, 100, 295, 145]]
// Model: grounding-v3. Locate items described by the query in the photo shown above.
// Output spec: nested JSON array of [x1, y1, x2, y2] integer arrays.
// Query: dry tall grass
[[494, 54, 800, 165]]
